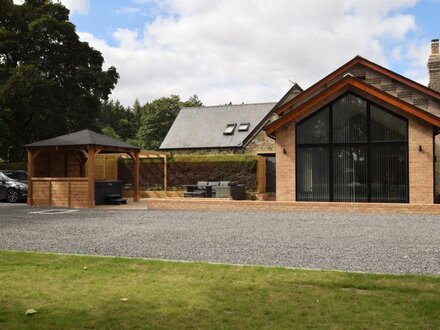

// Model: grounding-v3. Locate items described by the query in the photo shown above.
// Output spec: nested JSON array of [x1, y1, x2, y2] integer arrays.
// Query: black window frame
[[295, 92, 409, 203]]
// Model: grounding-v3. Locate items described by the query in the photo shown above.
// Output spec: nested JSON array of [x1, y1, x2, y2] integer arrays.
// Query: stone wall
[[353, 64, 440, 117], [168, 148, 239, 156], [428, 39, 440, 92], [243, 130, 275, 154], [281, 62, 440, 119], [165, 126, 276, 156]]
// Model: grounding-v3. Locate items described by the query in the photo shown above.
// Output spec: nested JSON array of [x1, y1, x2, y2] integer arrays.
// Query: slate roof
[[26, 129, 140, 150], [160, 102, 277, 150]]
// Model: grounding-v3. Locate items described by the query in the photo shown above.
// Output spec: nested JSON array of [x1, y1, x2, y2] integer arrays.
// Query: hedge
[[118, 155, 258, 191]]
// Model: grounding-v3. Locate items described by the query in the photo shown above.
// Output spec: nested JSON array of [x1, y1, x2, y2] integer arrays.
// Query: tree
[[0, 0, 118, 160], [97, 100, 138, 142], [136, 95, 203, 150], [181, 94, 203, 107]]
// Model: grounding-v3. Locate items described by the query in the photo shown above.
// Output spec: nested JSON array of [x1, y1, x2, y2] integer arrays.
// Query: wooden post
[[87, 147, 95, 208], [27, 149, 34, 206], [257, 156, 266, 194], [163, 154, 167, 192], [134, 151, 140, 202]]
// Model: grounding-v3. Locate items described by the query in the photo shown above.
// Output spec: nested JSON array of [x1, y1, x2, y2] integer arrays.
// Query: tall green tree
[[137, 95, 203, 150], [98, 100, 138, 142], [0, 0, 118, 160]]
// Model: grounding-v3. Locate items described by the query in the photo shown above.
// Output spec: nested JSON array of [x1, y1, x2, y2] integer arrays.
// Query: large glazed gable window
[[296, 93, 408, 203], [333, 94, 367, 143], [370, 105, 407, 142], [296, 107, 329, 144]]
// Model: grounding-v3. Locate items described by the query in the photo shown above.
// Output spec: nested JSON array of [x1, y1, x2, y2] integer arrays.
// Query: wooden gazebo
[[25, 129, 140, 208]]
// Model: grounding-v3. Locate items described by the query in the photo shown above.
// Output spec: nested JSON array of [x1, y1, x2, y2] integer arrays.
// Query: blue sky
[[57, 0, 440, 106]]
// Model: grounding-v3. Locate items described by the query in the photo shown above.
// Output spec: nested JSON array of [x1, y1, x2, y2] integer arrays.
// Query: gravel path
[[0, 203, 439, 275]]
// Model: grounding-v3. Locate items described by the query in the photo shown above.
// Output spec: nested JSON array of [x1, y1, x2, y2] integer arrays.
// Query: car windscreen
[[2, 172, 28, 181]]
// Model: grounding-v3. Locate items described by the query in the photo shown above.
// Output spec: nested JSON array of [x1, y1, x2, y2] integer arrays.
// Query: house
[[265, 39, 440, 204], [160, 102, 276, 155], [160, 84, 304, 156], [159, 86, 303, 194]]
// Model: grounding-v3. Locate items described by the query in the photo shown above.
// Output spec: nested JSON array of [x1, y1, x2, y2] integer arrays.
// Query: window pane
[[223, 124, 236, 135], [371, 106, 407, 141], [297, 108, 329, 144], [238, 123, 250, 131], [333, 94, 367, 142], [371, 144, 408, 203], [333, 146, 368, 202], [297, 147, 329, 201]]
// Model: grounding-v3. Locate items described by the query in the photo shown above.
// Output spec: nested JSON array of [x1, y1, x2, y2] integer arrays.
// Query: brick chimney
[[428, 39, 440, 92]]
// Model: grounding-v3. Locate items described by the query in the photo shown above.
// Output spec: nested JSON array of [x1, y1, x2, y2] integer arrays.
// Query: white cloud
[[115, 7, 142, 15], [13, 0, 90, 14], [60, 0, 89, 15], [78, 0, 425, 106], [403, 40, 431, 85]]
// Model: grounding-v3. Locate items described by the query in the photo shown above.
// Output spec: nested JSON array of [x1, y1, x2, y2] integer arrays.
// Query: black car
[[0, 170, 28, 203]]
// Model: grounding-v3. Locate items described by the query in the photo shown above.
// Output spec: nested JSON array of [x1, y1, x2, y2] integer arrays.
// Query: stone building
[[266, 39, 440, 204], [160, 102, 277, 155], [160, 84, 303, 194]]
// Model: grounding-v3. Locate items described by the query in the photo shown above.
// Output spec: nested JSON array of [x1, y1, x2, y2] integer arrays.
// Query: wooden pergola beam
[[127, 151, 140, 202], [121, 150, 168, 192]]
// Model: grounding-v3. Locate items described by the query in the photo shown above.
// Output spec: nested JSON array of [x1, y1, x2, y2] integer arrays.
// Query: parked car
[[0, 170, 28, 203]]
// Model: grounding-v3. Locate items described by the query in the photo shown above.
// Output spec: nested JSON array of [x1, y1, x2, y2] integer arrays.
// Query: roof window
[[223, 124, 236, 135], [238, 123, 250, 132]]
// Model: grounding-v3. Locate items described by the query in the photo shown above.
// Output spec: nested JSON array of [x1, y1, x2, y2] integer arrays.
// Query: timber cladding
[[94, 154, 118, 180], [31, 178, 89, 208]]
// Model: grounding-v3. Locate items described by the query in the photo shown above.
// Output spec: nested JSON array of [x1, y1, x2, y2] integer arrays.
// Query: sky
[[41, 0, 440, 106]]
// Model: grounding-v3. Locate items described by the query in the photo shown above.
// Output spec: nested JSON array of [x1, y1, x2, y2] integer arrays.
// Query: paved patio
[[0, 202, 439, 275]]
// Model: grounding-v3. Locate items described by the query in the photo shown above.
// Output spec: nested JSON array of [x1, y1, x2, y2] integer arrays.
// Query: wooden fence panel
[[31, 178, 89, 208]]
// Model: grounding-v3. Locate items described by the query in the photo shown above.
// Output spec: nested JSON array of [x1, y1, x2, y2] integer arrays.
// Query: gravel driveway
[[0, 203, 439, 275]]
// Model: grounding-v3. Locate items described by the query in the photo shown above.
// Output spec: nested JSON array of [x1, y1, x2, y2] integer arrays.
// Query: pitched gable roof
[[160, 103, 276, 150], [265, 75, 440, 136], [271, 82, 303, 112], [26, 129, 140, 150], [274, 55, 440, 116]]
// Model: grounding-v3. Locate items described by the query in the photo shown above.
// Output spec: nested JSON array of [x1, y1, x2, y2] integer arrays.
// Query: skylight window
[[223, 124, 236, 135], [238, 123, 250, 132]]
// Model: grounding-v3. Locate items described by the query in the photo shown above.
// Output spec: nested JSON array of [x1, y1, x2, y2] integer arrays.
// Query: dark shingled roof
[[25, 129, 140, 150], [160, 102, 276, 150]]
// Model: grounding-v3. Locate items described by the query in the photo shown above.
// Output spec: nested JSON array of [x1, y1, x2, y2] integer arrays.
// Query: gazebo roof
[[26, 129, 140, 150]]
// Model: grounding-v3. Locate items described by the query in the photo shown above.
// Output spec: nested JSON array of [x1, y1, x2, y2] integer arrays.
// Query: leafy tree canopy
[[98, 100, 138, 142], [0, 0, 118, 160]]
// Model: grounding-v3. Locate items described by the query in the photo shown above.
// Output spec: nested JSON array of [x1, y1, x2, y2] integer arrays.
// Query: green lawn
[[0, 251, 439, 329]]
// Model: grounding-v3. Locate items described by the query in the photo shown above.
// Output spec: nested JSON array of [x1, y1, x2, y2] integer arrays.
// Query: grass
[[0, 250, 439, 329]]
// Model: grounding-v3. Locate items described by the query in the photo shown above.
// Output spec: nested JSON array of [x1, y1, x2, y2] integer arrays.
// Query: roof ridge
[[182, 102, 277, 110]]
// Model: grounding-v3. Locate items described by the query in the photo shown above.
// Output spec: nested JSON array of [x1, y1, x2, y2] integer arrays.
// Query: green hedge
[[118, 155, 258, 191]]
